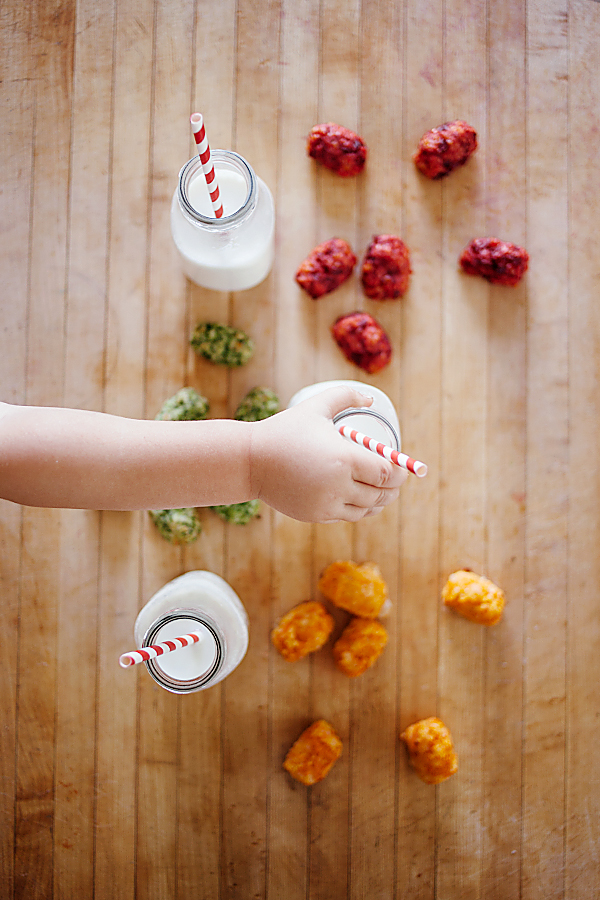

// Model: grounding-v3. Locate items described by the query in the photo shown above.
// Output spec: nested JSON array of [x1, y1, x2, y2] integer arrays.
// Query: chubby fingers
[[340, 501, 389, 523], [347, 477, 401, 511], [334, 450, 406, 521], [349, 443, 408, 493]]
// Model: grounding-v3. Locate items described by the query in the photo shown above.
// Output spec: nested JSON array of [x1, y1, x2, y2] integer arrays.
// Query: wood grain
[[1, 0, 599, 897], [523, 3, 569, 897], [0, 2, 32, 897], [483, 1, 527, 896], [565, 5, 600, 898]]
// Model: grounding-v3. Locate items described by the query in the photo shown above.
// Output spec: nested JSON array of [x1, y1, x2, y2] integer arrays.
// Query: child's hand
[[248, 385, 407, 523]]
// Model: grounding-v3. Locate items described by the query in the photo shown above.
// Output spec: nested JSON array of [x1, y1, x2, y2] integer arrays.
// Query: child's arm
[[0, 402, 254, 511], [0, 386, 405, 522]]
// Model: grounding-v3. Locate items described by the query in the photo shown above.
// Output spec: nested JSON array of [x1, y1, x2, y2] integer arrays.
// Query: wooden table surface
[[1, 0, 599, 897]]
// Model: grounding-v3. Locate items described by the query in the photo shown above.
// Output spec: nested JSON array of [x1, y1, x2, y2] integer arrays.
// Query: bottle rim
[[333, 407, 400, 451], [142, 609, 225, 694], [177, 150, 256, 227]]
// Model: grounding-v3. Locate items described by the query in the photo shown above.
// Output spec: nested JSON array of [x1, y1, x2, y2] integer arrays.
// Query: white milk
[[134, 571, 249, 693], [186, 168, 248, 217], [151, 616, 218, 681], [288, 380, 401, 450], [170, 150, 275, 292]]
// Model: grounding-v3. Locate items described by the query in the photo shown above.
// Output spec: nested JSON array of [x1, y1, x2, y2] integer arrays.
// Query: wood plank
[[565, 2, 600, 897], [0, 0, 34, 894], [14, 0, 75, 896], [52, 0, 114, 894], [397, 0, 444, 895], [481, 2, 527, 897], [94, 0, 154, 897], [174, 1, 237, 897], [95, 514, 142, 900], [436, 1, 488, 897], [522, 2, 569, 897], [308, 0, 362, 897], [0, 486, 22, 900], [136, 0, 195, 897], [16, 512, 61, 900], [267, 0, 320, 895], [54, 513, 102, 899], [220, 0, 280, 896], [350, 1, 404, 897]]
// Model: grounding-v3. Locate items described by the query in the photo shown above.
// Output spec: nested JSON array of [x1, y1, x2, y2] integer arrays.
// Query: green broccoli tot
[[190, 322, 254, 367], [155, 387, 209, 421], [210, 500, 261, 525], [149, 508, 202, 544], [234, 387, 280, 422]]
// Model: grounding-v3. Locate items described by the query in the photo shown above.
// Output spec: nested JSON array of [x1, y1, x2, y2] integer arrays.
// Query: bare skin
[[0, 386, 406, 524]]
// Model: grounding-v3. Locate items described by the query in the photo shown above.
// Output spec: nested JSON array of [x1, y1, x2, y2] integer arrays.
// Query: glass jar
[[288, 380, 401, 449], [170, 150, 275, 291], [134, 570, 249, 694]]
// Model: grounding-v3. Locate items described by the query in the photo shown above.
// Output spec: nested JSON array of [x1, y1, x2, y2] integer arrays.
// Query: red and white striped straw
[[119, 630, 204, 668], [190, 112, 223, 218], [338, 424, 428, 477]]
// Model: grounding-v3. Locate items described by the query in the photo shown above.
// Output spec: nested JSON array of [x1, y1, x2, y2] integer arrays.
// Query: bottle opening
[[333, 407, 400, 450], [142, 610, 225, 694], [178, 150, 256, 226]]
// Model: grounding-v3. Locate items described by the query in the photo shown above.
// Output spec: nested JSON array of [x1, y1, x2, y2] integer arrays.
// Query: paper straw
[[338, 425, 428, 477], [190, 112, 224, 218], [119, 630, 204, 668]]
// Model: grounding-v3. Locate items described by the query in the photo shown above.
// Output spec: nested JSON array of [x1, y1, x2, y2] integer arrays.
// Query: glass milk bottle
[[288, 380, 401, 450], [170, 150, 275, 291], [134, 571, 249, 694]]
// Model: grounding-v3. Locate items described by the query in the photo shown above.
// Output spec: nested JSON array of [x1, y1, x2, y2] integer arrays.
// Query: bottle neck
[[177, 150, 257, 229]]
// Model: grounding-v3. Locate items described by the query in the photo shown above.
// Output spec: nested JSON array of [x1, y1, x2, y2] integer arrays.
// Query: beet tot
[[295, 238, 357, 299], [361, 235, 411, 300], [459, 237, 529, 286], [331, 311, 392, 374], [413, 120, 477, 179], [307, 123, 367, 177]]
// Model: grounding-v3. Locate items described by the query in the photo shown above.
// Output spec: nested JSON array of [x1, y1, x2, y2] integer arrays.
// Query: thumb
[[300, 385, 374, 419]]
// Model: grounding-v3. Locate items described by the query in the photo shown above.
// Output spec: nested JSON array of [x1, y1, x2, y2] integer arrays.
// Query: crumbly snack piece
[[361, 235, 411, 300], [234, 387, 280, 422], [307, 123, 367, 177], [190, 322, 254, 367], [442, 569, 505, 625], [332, 617, 388, 677], [413, 120, 477, 179], [331, 311, 392, 374], [271, 601, 335, 662], [295, 238, 357, 299], [149, 508, 202, 544], [318, 561, 388, 618], [210, 500, 261, 525], [283, 719, 343, 785], [400, 717, 458, 784], [459, 237, 529, 286], [155, 386, 209, 421]]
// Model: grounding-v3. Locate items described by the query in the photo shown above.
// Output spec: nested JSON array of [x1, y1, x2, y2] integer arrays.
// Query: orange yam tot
[[442, 569, 505, 625], [283, 719, 343, 785], [271, 601, 335, 662], [400, 717, 458, 785], [333, 617, 388, 677], [318, 560, 388, 617]]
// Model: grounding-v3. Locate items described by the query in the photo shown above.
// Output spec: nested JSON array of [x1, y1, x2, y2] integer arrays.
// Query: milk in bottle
[[170, 150, 274, 291]]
